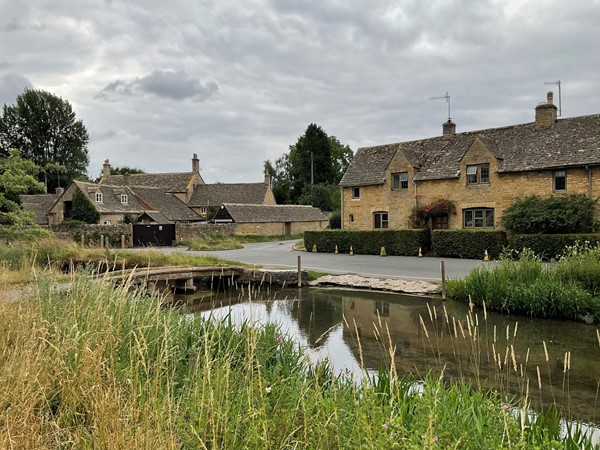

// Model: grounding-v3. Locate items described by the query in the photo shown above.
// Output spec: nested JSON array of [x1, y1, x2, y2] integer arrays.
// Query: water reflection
[[173, 287, 600, 428]]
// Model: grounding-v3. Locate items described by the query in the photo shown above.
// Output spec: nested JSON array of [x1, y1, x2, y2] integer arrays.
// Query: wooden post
[[121, 234, 125, 249], [100, 234, 104, 248], [105, 236, 110, 249], [297, 255, 302, 288], [440, 260, 447, 300], [80, 234, 85, 247]]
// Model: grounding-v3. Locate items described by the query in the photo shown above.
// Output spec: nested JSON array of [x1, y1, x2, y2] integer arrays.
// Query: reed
[[1, 274, 597, 448]]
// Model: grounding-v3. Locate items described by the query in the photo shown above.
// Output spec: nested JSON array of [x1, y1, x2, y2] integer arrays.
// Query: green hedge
[[432, 230, 507, 259], [304, 229, 430, 256], [511, 234, 600, 260]]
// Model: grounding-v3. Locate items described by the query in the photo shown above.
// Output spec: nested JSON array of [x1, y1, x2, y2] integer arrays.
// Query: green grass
[[0, 276, 597, 448], [181, 234, 303, 251], [446, 247, 600, 323]]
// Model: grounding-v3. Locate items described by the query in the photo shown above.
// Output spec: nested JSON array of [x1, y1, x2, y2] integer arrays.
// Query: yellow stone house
[[339, 92, 600, 230]]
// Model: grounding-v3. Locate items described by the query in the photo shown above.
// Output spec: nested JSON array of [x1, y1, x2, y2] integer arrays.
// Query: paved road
[[178, 240, 494, 281]]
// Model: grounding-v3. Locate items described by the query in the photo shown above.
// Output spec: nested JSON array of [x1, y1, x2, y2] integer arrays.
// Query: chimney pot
[[535, 91, 557, 129], [547, 91, 554, 105], [192, 154, 200, 173], [264, 166, 272, 188], [102, 159, 111, 179]]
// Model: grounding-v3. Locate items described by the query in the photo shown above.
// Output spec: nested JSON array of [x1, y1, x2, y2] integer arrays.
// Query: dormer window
[[95, 191, 103, 203], [466, 164, 490, 185], [121, 194, 128, 205]]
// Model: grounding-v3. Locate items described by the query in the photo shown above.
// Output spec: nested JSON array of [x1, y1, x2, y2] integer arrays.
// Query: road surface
[[177, 240, 493, 281]]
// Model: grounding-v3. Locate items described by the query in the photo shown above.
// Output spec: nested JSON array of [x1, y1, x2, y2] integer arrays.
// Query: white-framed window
[[553, 170, 566, 192], [463, 208, 494, 228], [352, 187, 360, 199], [95, 191, 103, 203], [373, 211, 389, 229], [392, 172, 409, 190], [200, 206, 207, 215], [121, 194, 128, 205], [466, 164, 490, 185], [104, 220, 111, 225]]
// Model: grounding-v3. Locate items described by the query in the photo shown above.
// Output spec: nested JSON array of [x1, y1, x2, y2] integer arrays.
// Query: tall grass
[[447, 248, 600, 323], [1, 275, 597, 448]]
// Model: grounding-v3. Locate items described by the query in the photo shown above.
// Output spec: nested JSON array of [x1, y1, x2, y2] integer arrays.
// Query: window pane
[[352, 187, 360, 198], [464, 210, 473, 227], [485, 209, 494, 227], [480, 164, 490, 183], [374, 214, 381, 228], [392, 173, 400, 190], [474, 210, 483, 219], [474, 217, 484, 227], [400, 172, 408, 189], [466, 165, 478, 175], [554, 171, 566, 191]]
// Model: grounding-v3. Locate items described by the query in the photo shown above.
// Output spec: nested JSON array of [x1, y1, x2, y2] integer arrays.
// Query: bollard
[[100, 234, 104, 248], [312, 244, 317, 253], [349, 246, 354, 256], [121, 234, 125, 249], [441, 260, 447, 300], [297, 255, 302, 288], [335, 245, 338, 254], [484, 249, 489, 262], [80, 234, 85, 247], [380, 246, 386, 257], [418, 247, 423, 257]]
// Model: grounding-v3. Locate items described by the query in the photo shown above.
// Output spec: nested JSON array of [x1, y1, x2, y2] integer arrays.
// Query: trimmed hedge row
[[432, 230, 508, 259], [511, 234, 600, 260], [304, 229, 430, 256]]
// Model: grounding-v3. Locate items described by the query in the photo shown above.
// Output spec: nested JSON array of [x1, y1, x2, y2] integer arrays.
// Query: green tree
[[0, 149, 51, 240], [71, 190, 100, 224], [266, 124, 352, 211], [0, 88, 90, 192]]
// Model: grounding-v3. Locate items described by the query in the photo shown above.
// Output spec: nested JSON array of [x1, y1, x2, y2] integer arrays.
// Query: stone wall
[[50, 223, 132, 247], [176, 223, 234, 241]]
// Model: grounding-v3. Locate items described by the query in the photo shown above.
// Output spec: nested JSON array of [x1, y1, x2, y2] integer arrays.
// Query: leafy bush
[[71, 190, 99, 224], [555, 241, 600, 295], [0, 246, 28, 269], [432, 230, 507, 259], [510, 233, 600, 260], [329, 210, 341, 229], [501, 194, 597, 234], [304, 229, 430, 256], [55, 219, 87, 228]]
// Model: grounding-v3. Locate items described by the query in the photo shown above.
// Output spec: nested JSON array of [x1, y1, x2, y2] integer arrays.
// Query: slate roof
[[188, 183, 269, 207], [130, 186, 201, 222], [21, 193, 58, 224], [340, 114, 600, 185], [216, 203, 328, 223], [74, 181, 145, 214], [100, 172, 196, 192]]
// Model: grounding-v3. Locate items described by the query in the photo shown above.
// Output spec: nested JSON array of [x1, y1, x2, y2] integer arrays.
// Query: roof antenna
[[544, 80, 561, 117], [430, 91, 451, 121]]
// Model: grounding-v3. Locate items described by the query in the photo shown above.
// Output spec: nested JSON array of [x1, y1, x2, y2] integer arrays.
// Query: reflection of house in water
[[293, 289, 344, 348], [341, 292, 600, 423]]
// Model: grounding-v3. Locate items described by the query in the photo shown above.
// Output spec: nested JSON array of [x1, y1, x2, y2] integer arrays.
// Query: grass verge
[[181, 234, 303, 251]]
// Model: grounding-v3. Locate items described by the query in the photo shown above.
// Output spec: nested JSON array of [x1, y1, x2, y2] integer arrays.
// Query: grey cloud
[[0, 72, 33, 105], [98, 70, 219, 101]]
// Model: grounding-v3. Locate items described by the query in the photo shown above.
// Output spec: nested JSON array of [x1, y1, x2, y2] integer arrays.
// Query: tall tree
[[0, 88, 90, 192], [265, 124, 353, 210]]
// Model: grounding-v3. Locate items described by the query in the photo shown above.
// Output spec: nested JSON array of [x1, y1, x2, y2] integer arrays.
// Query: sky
[[1, 0, 599, 183]]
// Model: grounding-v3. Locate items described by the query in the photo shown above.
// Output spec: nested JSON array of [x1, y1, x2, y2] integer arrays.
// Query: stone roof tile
[[217, 203, 328, 223]]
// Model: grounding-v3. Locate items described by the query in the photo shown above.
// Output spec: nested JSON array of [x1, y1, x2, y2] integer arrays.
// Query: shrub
[[510, 234, 600, 260], [304, 229, 430, 256], [501, 194, 597, 234], [71, 190, 100, 224], [432, 230, 507, 259], [329, 210, 341, 229]]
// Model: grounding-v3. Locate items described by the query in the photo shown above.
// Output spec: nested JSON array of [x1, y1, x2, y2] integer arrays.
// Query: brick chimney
[[102, 159, 111, 178], [264, 166, 272, 188], [535, 91, 557, 129], [55, 187, 64, 196], [442, 119, 456, 136], [192, 153, 200, 173]]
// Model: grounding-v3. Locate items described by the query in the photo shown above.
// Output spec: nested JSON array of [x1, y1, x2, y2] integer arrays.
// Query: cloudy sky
[[1, 0, 599, 183]]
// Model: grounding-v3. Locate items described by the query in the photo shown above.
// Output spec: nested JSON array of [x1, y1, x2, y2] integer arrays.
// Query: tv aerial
[[544, 80, 562, 117], [430, 91, 451, 120]]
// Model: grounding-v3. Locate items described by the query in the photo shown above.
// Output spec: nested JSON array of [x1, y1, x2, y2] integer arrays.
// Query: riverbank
[[1, 276, 596, 449]]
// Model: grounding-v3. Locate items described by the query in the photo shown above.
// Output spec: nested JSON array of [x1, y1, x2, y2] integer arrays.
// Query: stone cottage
[[339, 92, 600, 230]]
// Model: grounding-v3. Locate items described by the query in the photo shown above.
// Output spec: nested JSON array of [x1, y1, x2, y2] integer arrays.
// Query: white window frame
[[373, 212, 389, 229], [392, 172, 409, 190], [463, 208, 494, 228], [200, 206, 207, 215], [121, 194, 128, 205], [95, 191, 103, 203], [466, 164, 490, 185]]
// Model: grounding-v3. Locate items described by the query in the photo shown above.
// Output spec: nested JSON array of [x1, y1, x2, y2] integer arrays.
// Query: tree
[[0, 149, 51, 240], [71, 190, 100, 224], [0, 88, 90, 192], [266, 124, 353, 210]]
